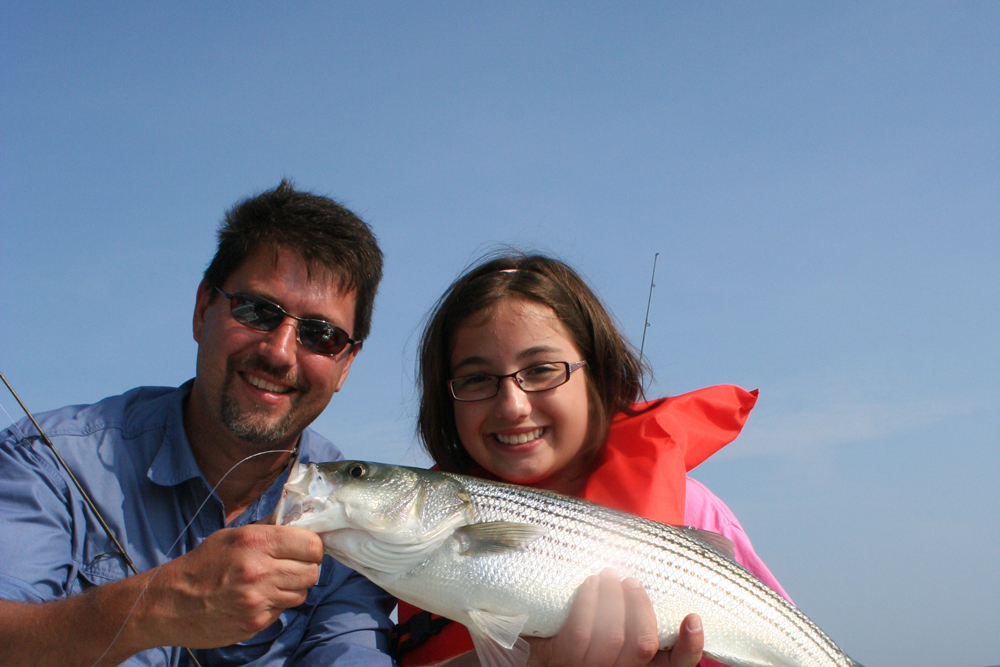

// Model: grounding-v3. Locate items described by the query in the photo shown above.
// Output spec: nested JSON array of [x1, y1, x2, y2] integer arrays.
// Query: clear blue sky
[[2, 3, 998, 665]]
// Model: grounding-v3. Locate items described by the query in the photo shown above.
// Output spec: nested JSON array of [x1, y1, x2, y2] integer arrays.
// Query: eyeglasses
[[213, 287, 359, 357], [448, 361, 587, 402]]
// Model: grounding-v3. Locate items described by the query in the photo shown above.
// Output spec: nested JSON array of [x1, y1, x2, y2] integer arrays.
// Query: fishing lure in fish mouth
[[277, 459, 866, 667]]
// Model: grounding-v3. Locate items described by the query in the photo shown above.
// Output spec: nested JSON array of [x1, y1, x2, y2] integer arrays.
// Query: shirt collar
[[146, 380, 305, 523], [147, 379, 204, 487]]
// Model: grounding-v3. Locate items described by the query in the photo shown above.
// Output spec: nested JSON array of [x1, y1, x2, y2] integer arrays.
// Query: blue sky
[[2, 3, 998, 665]]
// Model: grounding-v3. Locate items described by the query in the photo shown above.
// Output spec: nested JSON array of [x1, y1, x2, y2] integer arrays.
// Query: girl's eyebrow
[[451, 355, 491, 374], [451, 345, 564, 374], [518, 345, 563, 360]]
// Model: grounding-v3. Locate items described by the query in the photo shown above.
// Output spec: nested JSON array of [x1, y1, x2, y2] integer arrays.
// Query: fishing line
[[0, 398, 27, 440], [90, 447, 296, 667], [1, 371, 144, 578], [1, 370, 298, 667]]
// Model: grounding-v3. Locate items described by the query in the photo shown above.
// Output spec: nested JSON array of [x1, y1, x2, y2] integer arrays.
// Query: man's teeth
[[247, 375, 292, 394], [495, 428, 544, 445]]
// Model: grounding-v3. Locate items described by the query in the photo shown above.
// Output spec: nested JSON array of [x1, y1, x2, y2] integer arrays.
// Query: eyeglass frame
[[448, 360, 588, 402], [213, 286, 361, 357]]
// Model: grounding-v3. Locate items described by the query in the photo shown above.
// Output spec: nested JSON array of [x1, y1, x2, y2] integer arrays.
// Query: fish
[[275, 460, 865, 667]]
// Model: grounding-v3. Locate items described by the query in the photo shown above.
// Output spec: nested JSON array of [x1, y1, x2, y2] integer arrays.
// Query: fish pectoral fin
[[466, 607, 529, 649], [701, 651, 775, 667], [469, 631, 530, 667], [454, 522, 548, 555]]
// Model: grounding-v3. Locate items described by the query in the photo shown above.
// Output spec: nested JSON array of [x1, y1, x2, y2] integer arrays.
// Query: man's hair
[[203, 180, 383, 341], [417, 251, 647, 474]]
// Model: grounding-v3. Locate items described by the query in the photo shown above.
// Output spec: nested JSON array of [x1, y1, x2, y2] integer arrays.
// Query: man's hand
[[0, 525, 325, 667], [525, 569, 704, 667], [144, 524, 325, 648]]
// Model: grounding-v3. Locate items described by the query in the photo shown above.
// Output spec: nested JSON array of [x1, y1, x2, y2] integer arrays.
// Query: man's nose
[[259, 319, 299, 364]]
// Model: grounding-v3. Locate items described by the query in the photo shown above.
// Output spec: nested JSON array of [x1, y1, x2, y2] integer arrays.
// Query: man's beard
[[220, 393, 296, 444], [219, 356, 304, 444]]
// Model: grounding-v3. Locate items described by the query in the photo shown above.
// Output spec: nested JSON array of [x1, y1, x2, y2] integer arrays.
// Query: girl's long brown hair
[[417, 252, 649, 474]]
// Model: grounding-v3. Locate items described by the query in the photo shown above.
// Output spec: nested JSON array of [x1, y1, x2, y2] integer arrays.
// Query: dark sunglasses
[[213, 287, 359, 357]]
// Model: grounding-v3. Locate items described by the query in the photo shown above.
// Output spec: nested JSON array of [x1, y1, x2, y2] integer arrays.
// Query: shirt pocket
[[77, 551, 130, 592]]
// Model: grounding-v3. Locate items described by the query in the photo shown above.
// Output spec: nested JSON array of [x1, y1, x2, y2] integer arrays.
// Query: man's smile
[[244, 373, 294, 395]]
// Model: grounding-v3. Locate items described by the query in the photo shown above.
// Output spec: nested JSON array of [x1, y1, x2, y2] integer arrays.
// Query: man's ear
[[193, 280, 213, 343], [333, 343, 362, 393]]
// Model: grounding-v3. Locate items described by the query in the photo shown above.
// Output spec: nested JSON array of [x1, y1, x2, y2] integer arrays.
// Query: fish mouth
[[275, 463, 344, 529], [275, 490, 324, 525], [494, 427, 545, 446]]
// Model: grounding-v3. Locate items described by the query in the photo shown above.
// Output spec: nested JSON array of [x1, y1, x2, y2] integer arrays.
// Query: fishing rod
[[639, 252, 659, 360], [0, 370, 205, 667]]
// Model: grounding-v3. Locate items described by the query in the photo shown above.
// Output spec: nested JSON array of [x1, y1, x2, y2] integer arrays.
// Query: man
[[0, 181, 393, 666]]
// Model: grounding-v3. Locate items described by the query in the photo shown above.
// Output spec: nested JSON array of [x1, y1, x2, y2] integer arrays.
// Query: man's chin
[[227, 421, 292, 445], [221, 400, 295, 445]]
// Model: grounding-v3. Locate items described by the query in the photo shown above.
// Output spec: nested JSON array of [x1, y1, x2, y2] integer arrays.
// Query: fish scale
[[277, 461, 864, 667]]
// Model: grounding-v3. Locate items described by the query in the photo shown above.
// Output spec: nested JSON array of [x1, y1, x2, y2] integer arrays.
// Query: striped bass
[[275, 460, 864, 667]]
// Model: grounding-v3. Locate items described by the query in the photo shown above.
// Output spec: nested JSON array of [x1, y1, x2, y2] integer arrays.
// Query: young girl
[[395, 253, 790, 667]]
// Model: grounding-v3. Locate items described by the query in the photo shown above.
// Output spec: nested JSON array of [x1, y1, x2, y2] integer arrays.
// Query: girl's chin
[[487, 458, 587, 496], [491, 463, 561, 489], [484, 459, 550, 486]]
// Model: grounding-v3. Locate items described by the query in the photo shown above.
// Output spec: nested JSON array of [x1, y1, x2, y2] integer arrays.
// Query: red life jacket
[[394, 385, 758, 666]]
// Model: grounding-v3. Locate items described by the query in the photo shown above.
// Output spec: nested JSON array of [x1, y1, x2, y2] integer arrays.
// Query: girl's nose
[[492, 376, 531, 420]]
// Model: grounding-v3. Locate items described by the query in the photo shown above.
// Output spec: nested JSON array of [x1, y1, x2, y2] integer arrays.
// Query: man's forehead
[[253, 244, 350, 291], [226, 244, 357, 326]]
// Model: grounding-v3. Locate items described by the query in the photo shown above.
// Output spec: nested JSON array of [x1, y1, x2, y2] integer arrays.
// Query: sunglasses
[[214, 287, 359, 357]]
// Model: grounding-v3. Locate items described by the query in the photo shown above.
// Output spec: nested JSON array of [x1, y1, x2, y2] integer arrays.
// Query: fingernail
[[686, 615, 702, 633], [623, 577, 642, 589]]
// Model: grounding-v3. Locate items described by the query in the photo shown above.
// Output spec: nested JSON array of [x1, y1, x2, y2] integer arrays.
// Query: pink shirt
[[684, 476, 791, 603], [684, 477, 792, 667]]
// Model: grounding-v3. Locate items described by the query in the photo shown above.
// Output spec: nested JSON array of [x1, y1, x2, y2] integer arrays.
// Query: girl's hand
[[526, 569, 704, 667], [652, 614, 704, 667]]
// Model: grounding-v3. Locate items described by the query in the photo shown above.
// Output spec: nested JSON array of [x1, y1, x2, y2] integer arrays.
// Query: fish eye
[[348, 463, 367, 478]]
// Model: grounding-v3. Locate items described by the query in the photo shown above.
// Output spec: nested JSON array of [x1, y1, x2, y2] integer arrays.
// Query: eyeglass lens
[[450, 362, 574, 401]]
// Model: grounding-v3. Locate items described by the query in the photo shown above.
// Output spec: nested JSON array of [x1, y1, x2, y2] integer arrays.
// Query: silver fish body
[[276, 461, 863, 667]]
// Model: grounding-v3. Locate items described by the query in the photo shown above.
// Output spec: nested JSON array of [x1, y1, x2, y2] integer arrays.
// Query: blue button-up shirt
[[0, 381, 396, 666]]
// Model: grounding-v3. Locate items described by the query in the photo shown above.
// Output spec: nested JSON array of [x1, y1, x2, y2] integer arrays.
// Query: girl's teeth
[[496, 428, 543, 445]]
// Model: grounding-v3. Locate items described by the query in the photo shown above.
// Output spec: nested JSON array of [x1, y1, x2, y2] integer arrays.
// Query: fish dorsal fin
[[454, 521, 548, 555], [466, 607, 529, 649], [680, 526, 738, 562]]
